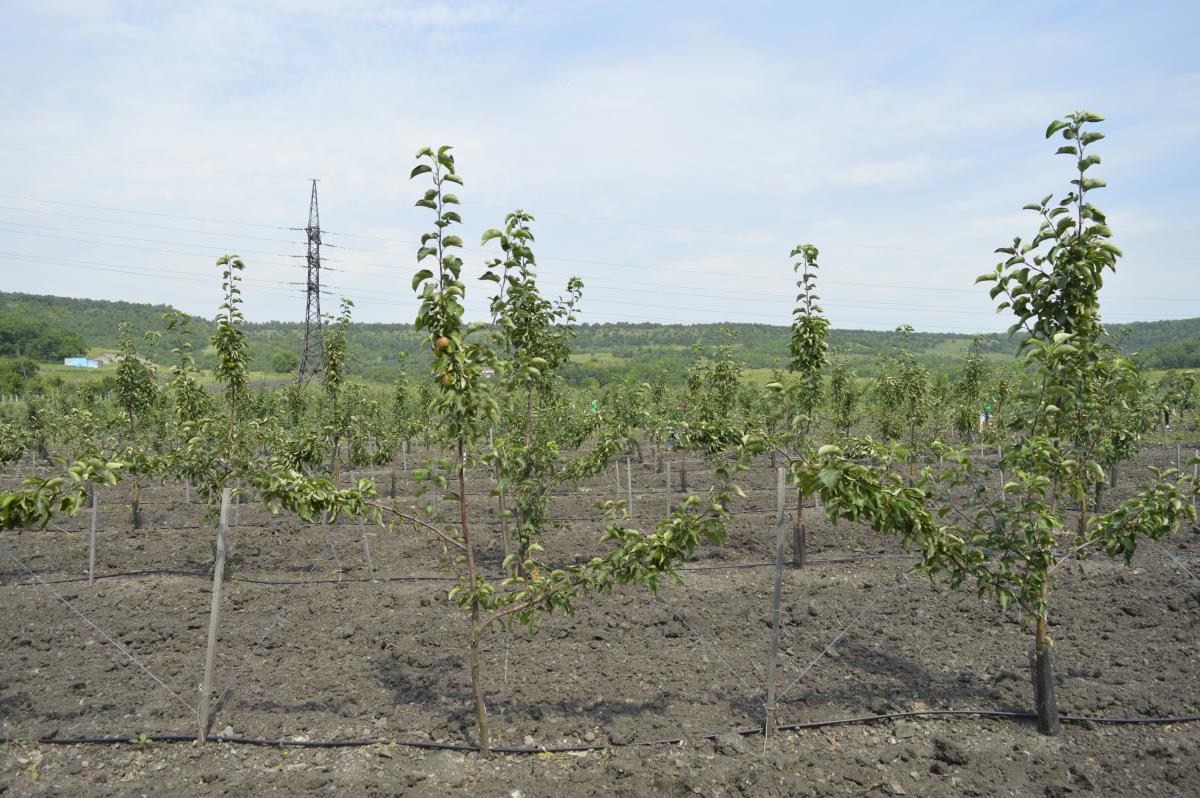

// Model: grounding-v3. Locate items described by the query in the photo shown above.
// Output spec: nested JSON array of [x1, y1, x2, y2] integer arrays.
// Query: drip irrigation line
[[1, 568, 210, 586], [777, 709, 1200, 731], [0, 543, 196, 715], [9, 547, 1197, 589], [234, 574, 454, 585], [676, 555, 907, 573], [8, 710, 1200, 754], [678, 561, 775, 572]]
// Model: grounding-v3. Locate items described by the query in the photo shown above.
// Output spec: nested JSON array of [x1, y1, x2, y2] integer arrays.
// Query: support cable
[[0, 543, 195, 716]]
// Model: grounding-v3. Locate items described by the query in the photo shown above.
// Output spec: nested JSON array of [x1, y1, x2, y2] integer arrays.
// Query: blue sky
[[1, 1, 1196, 333]]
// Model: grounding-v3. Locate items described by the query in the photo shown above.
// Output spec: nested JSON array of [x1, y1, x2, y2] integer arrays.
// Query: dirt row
[[1, 445, 1198, 795]]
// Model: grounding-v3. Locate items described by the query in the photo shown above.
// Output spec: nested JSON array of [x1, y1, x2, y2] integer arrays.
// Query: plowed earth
[[2, 443, 1198, 796]]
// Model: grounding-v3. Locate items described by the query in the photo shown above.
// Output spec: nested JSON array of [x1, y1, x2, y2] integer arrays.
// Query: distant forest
[[1, 291, 1197, 386]]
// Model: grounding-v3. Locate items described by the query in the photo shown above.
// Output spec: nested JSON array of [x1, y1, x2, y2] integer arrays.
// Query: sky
[[1, 0, 1197, 334]]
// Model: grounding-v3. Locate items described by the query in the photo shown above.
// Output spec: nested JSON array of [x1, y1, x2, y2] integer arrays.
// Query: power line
[[0, 251, 309, 304], [3, 192, 1197, 303], [6, 247, 1186, 333], [0, 192, 295, 231], [0, 204, 304, 245], [0, 220, 302, 262]]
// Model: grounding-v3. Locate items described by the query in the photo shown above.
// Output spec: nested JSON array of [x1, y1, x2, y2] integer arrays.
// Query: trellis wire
[[777, 570, 910, 702], [656, 595, 764, 713], [211, 562, 320, 722], [0, 542, 195, 715]]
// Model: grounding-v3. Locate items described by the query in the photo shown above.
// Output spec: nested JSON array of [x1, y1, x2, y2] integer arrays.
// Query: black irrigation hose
[[6, 549, 1197, 587], [234, 574, 453, 585], [777, 709, 1200, 731], [9, 709, 1200, 754], [0, 569, 457, 587], [0, 568, 210, 586]]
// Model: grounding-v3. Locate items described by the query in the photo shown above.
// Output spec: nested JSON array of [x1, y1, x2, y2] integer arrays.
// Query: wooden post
[[198, 487, 232, 743], [764, 467, 788, 745], [88, 488, 98, 586], [680, 459, 688, 493], [360, 517, 374, 580], [654, 445, 662, 474], [625, 456, 633, 517]]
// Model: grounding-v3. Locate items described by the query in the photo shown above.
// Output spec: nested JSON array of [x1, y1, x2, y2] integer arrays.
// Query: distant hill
[[2, 291, 1197, 384]]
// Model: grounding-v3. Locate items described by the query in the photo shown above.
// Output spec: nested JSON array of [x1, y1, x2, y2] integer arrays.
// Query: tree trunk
[[469, 610, 489, 755], [1032, 611, 1060, 735], [131, 478, 142, 530], [792, 491, 806, 568], [458, 439, 490, 755], [499, 489, 512, 577]]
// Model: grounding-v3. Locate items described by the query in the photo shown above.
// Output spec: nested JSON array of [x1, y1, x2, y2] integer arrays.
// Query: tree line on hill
[[0, 291, 1197, 394]]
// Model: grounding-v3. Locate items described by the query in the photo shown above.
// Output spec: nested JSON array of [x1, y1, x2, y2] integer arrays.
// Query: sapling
[[320, 298, 353, 485], [952, 338, 989, 444], [925, 112, 1198, 734], [407, 146, 765, 756], [827, 352, 860, 439], [480, 210, 582, 568], [780, 243, 829, 560], [113, 322, 159, 528], [783, 114, 1198, 739]]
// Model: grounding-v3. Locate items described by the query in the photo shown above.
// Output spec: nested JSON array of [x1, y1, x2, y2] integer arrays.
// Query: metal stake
[[199, 487, 232, 742], [764, 467, 788, 747]]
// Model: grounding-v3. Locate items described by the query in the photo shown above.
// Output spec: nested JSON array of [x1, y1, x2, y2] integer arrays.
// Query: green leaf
[[411, 269, 433, 291], [410, 164, 432, 179], [1045, 120, 1068, 139]]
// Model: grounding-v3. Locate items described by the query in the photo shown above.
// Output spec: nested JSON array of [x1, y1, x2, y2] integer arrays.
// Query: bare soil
[[1, 443, 1198, 796]]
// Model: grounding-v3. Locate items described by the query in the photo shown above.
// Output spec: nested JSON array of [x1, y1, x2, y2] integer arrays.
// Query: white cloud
[[0, 2, 1196, 331]]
